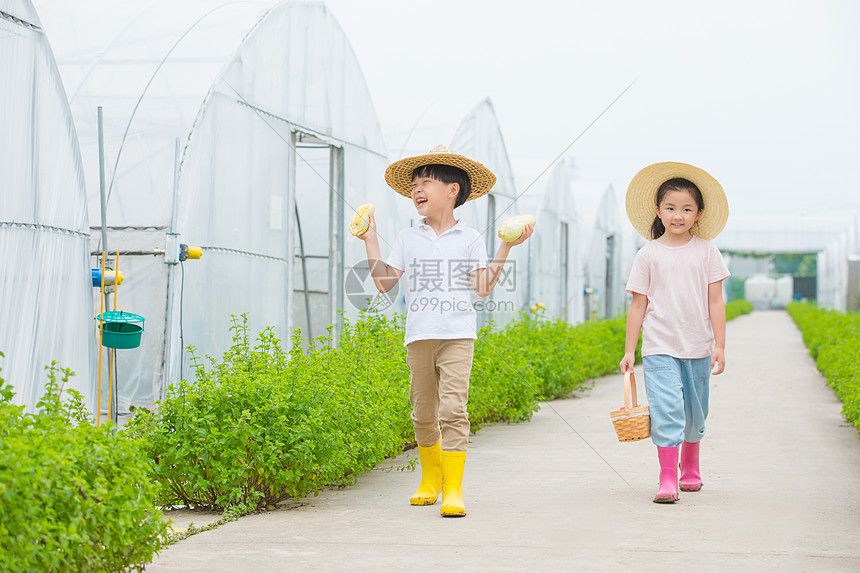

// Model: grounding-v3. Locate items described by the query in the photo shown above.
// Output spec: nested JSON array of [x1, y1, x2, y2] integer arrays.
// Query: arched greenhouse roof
[[34, 0, 386, 226], [1, 0, 40, 24]]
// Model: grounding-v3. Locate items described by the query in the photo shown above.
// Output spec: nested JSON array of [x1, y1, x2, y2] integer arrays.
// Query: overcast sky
[[323, 0, 860, 219]]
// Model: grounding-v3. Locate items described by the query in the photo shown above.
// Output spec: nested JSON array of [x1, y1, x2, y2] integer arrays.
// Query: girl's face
[[655, 189, 702, 237]]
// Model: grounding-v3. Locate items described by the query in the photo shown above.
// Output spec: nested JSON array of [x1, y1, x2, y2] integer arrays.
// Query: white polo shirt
[[386, 219, 488, 345]]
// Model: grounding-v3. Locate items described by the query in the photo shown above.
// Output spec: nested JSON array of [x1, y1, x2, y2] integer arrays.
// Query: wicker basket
[[610, 371, 651, 442]]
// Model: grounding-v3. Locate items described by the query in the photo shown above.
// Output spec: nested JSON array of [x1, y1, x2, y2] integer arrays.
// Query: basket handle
[[623, 371, 640, 409]]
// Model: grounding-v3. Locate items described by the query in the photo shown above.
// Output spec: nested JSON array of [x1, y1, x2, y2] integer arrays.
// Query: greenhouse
[[512, 159, 631, 324], [23, 0, 395, 417], [517, 160, 582, 322], [817, 215, 860, 312], [712, 214, 859, 310], [447, 98, 523, 327], [4, 2, 860, 571], [3, 0, 643, 416], [569, 177, 625, 322], [713, 214, 853, 255], [0, 0, 95, 411], [3, 0, 855, 417]]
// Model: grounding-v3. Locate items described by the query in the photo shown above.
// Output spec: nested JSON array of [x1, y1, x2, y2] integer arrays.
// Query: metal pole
[[329, 146, 344, 346], [97, 107, 109, 288], [97, 107, 112, 420], [295, 203, 313, 340], [526, 237, 533, 310], [161, 138, 181, 397], [287, 131, 297, 343], [97, 253, 105, 426], [111, 253, 119, 424]]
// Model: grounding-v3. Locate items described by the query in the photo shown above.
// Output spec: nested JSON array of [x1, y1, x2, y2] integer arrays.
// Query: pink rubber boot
[[679, 440, 703, 492], [654, 446, 679, 503]]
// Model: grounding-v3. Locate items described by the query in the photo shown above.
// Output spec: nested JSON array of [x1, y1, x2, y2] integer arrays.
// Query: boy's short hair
[[412, 164, 472, 208]]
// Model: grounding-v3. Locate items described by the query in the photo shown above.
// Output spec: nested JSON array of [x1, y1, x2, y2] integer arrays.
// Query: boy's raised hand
[[356, 211, 377, 242], [506, 224, 533, 247]]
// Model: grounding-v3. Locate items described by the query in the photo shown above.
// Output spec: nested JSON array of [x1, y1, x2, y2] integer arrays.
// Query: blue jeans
[[642, 354, 711, 447]]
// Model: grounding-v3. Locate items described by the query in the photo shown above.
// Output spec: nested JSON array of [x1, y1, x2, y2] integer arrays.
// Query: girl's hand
[[507, 224, 533, 247], [711, 348, 726, 375], [357, 211, 377, 242], [619, 353, 635, 374]]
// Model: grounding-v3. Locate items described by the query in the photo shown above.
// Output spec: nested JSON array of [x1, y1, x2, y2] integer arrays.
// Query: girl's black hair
[[650, 178, 705, 239], [412, 164, 471, 208]]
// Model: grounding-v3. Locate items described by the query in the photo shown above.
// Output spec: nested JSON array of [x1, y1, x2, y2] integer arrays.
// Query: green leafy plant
[[131, 302, 754, 517], [725, 299, 753, 321], [126, 312, 415, 511], [129, 309, 636, 513], [469, 321, 541, 430], [0, 358, 167, 572], [787, 302, 860, 436], [0, 296, 774, 570], [487, 310, 628, 400]]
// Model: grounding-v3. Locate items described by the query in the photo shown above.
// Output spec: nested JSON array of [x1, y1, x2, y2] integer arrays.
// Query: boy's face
[[411, 175, 458, 217]]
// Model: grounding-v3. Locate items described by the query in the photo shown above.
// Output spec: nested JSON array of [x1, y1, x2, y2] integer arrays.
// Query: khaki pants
[[405, 338, 474, 452]]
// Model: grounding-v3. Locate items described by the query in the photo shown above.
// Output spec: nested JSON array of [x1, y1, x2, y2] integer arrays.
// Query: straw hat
[[385, 145, 496, 201], [626, 162, 729, 241]]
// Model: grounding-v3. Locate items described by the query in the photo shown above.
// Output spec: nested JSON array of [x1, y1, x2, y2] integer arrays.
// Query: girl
[[619, 162, 730, 504]]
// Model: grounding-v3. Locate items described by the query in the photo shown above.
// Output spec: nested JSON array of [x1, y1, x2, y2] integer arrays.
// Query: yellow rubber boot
[[440, 451, 467, 517], [410, 442, 442, 506]]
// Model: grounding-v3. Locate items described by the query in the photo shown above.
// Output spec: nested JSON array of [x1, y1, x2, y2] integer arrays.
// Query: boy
[[356, 145, 532, 517]]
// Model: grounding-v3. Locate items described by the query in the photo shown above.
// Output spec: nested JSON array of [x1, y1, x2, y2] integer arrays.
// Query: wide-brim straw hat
[[626, 162, 729, 241], [385, 144, 496, 201]]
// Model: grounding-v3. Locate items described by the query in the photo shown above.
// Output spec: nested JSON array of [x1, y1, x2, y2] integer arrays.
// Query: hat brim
[[385, 152, 496, 202], [626, 162, 729, 241]]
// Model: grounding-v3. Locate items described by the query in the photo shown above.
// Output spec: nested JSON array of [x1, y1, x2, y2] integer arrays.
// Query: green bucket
[[97, 311, 145, 349]]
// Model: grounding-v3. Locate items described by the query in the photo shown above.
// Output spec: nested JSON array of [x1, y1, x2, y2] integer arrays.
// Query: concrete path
[[147, 311, 860, 572]]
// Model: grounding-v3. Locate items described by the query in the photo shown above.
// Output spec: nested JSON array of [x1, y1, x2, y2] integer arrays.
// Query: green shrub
[[787, 302, 860, 436], [0, 359, 167, 572], [469, 322, 541, 430], [126, 313, 414, 511], [131, 302, 749, 515], [0, 296, 783, 569], [129, 310, 634, 512], [490, 310, 627, 400], [725, 299, 753, 321]]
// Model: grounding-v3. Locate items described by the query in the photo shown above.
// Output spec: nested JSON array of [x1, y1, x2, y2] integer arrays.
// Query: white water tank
[[744, 275, 775, 310], [775, 276, 794, 308]]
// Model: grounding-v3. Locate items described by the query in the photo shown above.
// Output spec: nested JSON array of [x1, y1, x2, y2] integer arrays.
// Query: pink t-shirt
[[626, 235, 730, 359]]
